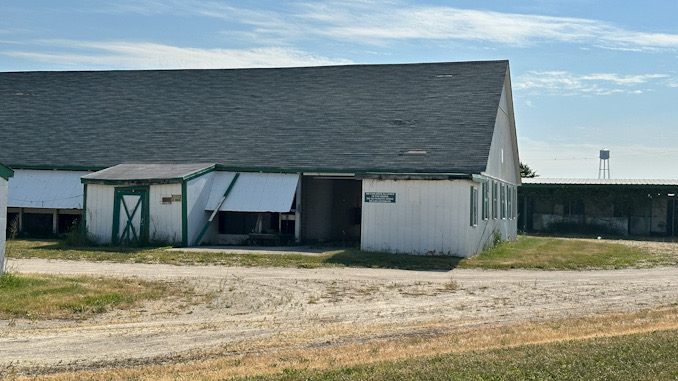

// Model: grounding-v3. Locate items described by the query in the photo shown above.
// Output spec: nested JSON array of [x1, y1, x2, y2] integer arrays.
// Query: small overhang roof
[[82, 163, 216, 184], [205, 172, 300, 213]]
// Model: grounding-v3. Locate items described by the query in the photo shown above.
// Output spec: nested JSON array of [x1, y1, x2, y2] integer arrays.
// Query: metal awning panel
[[205, 172, 300, 212], [8, 170, 86, 209]]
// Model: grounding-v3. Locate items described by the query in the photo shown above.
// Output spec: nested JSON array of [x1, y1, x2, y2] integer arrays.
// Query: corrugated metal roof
[[82, 163, 215, 183], [0, 61, 510, 174], [8, 170, 86, 209], [206, 172, 299, 213], [522, 178, 678, 186]]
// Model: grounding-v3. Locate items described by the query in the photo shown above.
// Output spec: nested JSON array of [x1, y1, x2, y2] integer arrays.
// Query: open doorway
[[301, 177, 361, 244]]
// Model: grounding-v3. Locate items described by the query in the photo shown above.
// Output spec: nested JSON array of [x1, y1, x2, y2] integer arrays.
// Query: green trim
[[111, 186, 150, 245], [182, 165, 216, 182], [181, 181, 188, 247], [214, 165, 477, 177], [0, 163, 13, 180], [193, 173, 240, 246], [357, 173, 473, 181]]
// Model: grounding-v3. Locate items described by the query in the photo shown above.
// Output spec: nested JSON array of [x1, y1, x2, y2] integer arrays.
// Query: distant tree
[[520, 162, 538, 178]]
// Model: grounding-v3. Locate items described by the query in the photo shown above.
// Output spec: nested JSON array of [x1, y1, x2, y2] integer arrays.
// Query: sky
[[2, 0, 678, 179]]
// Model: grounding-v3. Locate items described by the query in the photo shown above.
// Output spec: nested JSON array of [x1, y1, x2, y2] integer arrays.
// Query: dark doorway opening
[[301, 177, 362, 244]]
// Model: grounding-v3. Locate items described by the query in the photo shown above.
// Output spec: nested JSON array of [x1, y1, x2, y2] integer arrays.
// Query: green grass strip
[[244, 329, 678, 380], [0, 272, 175, 319]]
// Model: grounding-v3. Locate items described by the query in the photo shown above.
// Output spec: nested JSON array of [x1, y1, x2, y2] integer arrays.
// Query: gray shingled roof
[[0, 60, 509, 174]]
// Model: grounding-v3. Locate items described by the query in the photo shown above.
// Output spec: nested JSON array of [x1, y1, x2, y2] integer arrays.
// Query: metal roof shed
[[520, 178, 678, 237]]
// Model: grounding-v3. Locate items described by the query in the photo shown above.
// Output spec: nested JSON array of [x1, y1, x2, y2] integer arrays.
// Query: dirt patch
[[2, 257, 678, 377]]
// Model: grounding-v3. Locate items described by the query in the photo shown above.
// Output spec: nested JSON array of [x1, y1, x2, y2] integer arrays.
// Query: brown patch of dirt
[[2, 257, 678, 378]]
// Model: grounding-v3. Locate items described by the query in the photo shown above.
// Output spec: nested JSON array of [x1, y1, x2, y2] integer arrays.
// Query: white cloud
[[514, 71, 669, 96], [105, 1, 678, 51], [4, 41, 353, 69]]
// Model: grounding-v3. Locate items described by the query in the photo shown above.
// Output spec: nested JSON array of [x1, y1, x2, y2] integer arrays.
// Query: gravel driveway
[[2, 256, 678, 375]]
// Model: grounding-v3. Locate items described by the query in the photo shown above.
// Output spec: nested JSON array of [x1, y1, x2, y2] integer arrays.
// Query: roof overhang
[[356, 173, 473, 181], [521, 178, 678, 189], [81, 163, 216, 185], [205, 172, 300, 213], [0, 162, 13, 180]]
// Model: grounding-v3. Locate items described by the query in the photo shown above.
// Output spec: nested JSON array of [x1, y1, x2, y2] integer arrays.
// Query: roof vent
[[436, 74, 454, 78], [401, 150, 428, 156]]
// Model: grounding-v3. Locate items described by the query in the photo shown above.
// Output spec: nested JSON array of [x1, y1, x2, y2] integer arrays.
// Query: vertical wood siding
[[361, 179, 518, 257], [148, 184, 182, 244], [85, 184, 115, 243], [186, 173, 214, 245]]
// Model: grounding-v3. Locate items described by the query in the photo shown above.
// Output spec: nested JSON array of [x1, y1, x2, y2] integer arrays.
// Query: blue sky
[[2, 0, 678, 179]]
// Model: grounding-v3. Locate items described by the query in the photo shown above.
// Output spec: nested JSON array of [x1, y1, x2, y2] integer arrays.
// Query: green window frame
[[500, 184, 506, 220], [481, 182, 489, 220], [470, 186, 478, 226]]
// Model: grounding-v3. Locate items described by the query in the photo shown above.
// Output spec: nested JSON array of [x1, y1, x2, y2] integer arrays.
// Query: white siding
[[485, 82, 519, 185], [0, 178, 7, 274], [85, 184, 115, 243], [186, 172, 215, 245], [148, 184, 182, 244], [361, 179, 517, 257], [8, 170, 87, 209]]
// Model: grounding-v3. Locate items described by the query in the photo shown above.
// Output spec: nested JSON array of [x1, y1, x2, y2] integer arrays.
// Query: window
[[470, 186, 478, 226], [492, 181, 498, 219], [500, 184, 506, 219], [481, 182, 489, 220], [506, 186, 513, 220]]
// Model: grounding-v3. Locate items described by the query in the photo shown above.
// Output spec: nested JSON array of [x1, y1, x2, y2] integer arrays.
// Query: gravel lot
[[2, 239, 678, 375]]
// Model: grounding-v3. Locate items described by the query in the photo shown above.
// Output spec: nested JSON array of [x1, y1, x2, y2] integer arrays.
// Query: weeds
[[0, 272, 194, 320]]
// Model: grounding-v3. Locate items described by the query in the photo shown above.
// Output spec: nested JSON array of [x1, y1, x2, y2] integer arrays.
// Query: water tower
[[598, 149, 610, 179]]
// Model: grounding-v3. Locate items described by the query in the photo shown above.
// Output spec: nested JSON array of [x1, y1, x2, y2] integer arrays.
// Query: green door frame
[[112, 186, 150, 245]]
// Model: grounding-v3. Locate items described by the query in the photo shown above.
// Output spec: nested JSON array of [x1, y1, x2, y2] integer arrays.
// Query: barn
[[0, 162, 14, 275], [0, 60, 520, 256]]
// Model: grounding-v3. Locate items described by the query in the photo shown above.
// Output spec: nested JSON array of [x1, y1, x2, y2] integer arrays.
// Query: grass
[[17, 306, 678, 380], [0, 272, 187, 320], [5, 239, 462, 270], [458, 235, 653, 270], [241, 329, 678, 380], [6, 235, 675, 271]]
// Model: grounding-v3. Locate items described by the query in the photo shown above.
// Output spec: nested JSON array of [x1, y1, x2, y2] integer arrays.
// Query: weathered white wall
[[186, 172, 215, 245], [86, 183, 186, 244], [361, 179, 518, 257], [148, 183, 183, 244], [0, 177, 8, 274], [8, 169, 87, 209], [84, 184, 115, 243], [485, 82, 519, 185]]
